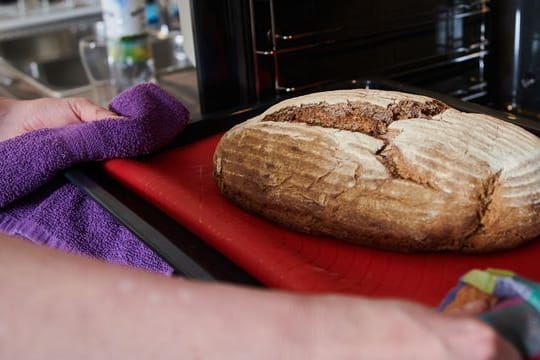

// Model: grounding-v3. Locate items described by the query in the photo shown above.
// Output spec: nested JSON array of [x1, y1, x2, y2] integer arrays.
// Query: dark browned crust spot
[[262, 101, 392, 136], [389, 100, 448, 120], [262, 99, 448, 136]]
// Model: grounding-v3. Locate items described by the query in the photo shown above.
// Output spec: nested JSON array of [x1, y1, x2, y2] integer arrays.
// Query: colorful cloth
[[440, 268, 540, 359], [0, 83, 189, 274]]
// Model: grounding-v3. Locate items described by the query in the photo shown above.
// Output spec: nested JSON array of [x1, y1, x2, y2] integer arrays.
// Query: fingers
[[0, 97, 125, 142], [441, 284, 497, 317], [67, 97, 124, 122], [443, 299, 491, 317]]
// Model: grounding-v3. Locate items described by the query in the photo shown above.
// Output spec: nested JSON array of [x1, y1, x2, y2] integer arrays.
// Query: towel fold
[[440, 268, 540, 359], [0, 83, 189, 274]]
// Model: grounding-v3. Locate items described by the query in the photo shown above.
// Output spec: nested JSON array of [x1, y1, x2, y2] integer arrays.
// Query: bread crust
[[213, 89, 540, 252]]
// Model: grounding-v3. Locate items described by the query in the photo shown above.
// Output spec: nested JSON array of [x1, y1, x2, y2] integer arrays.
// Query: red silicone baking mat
[[103, 133, 540, 306]]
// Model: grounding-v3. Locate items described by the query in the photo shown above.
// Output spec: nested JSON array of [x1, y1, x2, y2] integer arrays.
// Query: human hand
[[441, 284, 496, 317], [304, 296, 521, 359], [0, 97, 120, 142]]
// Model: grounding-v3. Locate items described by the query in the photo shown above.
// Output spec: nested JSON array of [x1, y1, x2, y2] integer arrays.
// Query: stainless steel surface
[[0, 20, 194, 98], [0, 3, 102, 41], [158, 69, 201, 120], [0, 23, 96, 97], [490, 0, 540, 119], [0, 59, 201, 118]]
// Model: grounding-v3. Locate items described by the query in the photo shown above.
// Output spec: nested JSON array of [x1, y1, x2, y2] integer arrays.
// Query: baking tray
[[66, 79, 540, 305]]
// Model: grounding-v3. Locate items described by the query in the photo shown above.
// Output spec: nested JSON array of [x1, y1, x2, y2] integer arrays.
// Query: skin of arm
[[0, 97, 522, 359], [0, 233, 521, 359]]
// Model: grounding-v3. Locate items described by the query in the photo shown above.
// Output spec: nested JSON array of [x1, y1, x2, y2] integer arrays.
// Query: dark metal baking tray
[[65, 78, 540, 285]]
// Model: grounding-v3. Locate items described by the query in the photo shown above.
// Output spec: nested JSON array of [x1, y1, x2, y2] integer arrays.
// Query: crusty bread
[[213, 89, 540, 252]]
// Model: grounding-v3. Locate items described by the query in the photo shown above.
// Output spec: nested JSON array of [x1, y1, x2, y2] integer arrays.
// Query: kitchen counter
[[0, 4, 101, 39], [0, 60, 201, 120]]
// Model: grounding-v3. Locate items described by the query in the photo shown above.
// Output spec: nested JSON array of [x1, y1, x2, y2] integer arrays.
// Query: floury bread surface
[[213, 89, 540, 252]]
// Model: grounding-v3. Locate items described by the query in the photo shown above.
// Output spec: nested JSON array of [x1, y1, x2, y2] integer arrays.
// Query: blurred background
[[0, 0, 539, 121]]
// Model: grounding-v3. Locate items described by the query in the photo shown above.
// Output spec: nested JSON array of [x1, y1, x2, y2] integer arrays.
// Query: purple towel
[[0, 83, 189, 274]]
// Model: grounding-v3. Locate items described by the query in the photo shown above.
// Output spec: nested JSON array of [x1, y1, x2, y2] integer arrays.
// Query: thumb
[[67, 97, 124, 122]]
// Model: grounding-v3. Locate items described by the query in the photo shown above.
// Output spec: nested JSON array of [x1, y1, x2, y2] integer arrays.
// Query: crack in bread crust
[[375, 144, 440, 191], [261, 99, 448, 136], [462, 171, 502, 246]]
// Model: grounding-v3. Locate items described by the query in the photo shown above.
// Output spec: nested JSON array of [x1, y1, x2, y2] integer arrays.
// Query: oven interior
[[187, 0, 540, 121]]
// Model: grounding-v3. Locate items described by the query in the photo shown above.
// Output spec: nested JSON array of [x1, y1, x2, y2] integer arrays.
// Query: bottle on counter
[[100, 0, 155, 93]]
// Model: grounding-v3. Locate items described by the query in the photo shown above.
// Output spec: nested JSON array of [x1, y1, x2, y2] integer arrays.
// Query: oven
[[65, 1, 540, 301]]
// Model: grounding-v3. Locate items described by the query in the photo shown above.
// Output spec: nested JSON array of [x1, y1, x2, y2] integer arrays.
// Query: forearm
[[0, 233, 520, 359], [0, 233, 316, 359]]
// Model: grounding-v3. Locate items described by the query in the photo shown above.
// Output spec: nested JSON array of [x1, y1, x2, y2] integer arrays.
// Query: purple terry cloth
[[0, 83, 189, 275]]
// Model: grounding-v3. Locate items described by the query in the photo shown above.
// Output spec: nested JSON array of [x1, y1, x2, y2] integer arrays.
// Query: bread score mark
[[261, 99, 448, 136], [262, 99, 448, 190]]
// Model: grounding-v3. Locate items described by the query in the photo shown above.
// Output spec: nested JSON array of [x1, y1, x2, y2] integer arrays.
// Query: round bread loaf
[[213, 89, 540, 252]]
